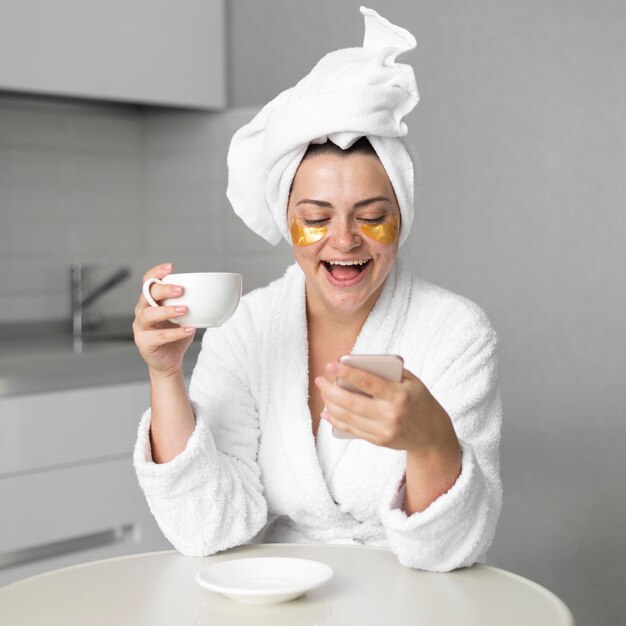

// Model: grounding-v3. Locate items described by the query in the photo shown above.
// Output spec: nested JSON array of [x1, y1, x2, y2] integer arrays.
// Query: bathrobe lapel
[[268, 259, 412, 522], [267, 264, 345, 524]]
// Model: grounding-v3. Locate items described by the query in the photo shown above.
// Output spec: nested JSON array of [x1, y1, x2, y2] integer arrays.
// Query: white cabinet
[[0, 382, 171, 587], [0, 0, 226, 109]]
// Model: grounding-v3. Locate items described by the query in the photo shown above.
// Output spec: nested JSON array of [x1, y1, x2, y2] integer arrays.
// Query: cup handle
[[142, 277, 163, 308]]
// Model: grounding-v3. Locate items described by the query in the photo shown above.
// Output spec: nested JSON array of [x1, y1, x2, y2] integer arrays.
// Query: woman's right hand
[[133, 263, 196, 378]]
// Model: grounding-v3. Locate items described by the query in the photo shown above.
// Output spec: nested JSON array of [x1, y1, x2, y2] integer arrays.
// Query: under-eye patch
[[360, 215, 399, 244], [290, 219, 327, 246]]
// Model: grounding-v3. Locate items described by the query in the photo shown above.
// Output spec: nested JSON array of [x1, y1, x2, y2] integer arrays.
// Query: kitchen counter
[[0, 317, 201, 397]]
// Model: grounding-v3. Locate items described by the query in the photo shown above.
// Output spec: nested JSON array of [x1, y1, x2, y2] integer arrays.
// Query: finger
[[321, 406, 379, 443], [400, 369, 421, 385], [136, 263, 175, 315], [327, 362, 398, 401], [136, 325, 195, 348], [397, 369, 429, 404], [322, 400, 398, 448], [138, 305, 188, 328], [315, 375, 379, 420], [146, 282, 184, 303], [142, 262, 173, 283], [322, 398, 378, 434]]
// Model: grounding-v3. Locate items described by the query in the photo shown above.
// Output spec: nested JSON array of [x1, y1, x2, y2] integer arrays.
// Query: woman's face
[[287, 151, 400, 318]]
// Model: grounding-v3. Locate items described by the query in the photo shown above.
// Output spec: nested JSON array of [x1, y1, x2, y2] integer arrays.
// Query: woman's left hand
[[314, 361, 456, 455]]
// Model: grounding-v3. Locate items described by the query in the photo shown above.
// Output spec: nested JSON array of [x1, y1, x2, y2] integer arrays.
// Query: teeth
[[326, 260, 369, 266]]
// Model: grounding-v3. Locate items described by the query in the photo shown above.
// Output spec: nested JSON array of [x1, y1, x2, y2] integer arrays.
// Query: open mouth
[[322, 259, 371, 284]]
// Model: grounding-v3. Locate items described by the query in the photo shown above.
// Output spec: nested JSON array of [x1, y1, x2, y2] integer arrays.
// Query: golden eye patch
[[360, 214, 399, 244], [290, 219, 327, 246]]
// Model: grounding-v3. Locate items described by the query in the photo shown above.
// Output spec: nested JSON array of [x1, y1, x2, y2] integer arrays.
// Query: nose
[[329, 217, 362, 251]]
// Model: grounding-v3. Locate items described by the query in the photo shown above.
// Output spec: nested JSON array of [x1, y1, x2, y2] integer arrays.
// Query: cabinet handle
[[0, 524, 137, 570]]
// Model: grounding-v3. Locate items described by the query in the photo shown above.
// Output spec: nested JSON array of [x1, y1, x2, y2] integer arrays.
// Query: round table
[[0, 543, 574, 626]]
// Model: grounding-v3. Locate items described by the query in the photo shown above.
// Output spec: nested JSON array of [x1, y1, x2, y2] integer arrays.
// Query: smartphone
[[332, 354, 404, 439]]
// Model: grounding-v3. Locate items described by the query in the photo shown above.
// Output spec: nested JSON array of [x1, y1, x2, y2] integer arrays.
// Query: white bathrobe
[[133, 258, 502, 572]]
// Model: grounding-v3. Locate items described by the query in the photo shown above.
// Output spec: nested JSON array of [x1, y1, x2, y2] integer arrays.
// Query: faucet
[[71, 258, 131, 344]]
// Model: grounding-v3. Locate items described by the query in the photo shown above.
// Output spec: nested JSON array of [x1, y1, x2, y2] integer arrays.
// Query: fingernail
[[171, 286, 183, 295], [326, 362, 339, 374], [314, 376, 323, 387], [184, 326, 196, 333], [321, 409, 331, 420], [161, 262, 172, 270], [174, 306, 187, 313]]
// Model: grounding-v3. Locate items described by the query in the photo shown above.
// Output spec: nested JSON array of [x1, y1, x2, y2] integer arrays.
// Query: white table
[[0, 543, 574, 626]]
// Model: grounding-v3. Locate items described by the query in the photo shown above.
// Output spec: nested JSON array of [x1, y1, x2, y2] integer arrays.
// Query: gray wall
[[0, 100, 288, 323], [0, 98, 144, 321], [228, 1, 626, 625]]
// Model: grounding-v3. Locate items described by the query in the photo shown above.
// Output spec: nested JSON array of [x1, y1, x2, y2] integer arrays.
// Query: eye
[[302, 218, 329, 226], [358, 215, 386, 224]]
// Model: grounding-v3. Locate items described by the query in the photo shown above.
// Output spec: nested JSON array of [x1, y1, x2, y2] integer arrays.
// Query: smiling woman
[[131, 6, 502, 573]]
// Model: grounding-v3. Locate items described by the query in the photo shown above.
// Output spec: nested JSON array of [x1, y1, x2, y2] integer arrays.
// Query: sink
[[80, 317, 135, 342], [0, 315, 201, 356], [79, 330, 136, 343]]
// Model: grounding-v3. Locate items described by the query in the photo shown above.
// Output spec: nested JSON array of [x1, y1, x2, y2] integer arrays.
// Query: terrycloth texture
[[226, 6, 419, 247], [134, 258, 503, 572]]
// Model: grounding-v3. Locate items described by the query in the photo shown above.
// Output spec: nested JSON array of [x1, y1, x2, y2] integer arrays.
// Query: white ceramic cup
[[142, 272, 242, 328]]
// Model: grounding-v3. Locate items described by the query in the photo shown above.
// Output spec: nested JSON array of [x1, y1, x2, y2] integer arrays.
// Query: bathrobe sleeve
[[133, 301, 268, 557], [379, 301, 503, 572]]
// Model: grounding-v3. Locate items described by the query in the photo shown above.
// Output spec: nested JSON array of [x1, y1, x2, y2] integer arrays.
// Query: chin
[[321, 281, 382, 314]]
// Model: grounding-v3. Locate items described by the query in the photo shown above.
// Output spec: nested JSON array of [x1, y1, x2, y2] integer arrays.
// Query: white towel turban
[[226, 6, 420, 246]]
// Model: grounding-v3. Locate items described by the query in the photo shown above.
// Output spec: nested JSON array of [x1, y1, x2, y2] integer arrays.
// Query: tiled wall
[[0, 97, 293, 323]]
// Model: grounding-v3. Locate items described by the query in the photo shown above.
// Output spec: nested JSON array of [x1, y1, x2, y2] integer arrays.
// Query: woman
[[133, 8, 502, 572]]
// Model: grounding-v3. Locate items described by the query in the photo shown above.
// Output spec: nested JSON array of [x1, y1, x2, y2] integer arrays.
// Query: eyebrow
[[296, 195, 392, 208]]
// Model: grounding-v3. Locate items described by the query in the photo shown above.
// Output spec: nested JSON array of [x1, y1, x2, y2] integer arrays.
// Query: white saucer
[[195, 557, 334, 604]]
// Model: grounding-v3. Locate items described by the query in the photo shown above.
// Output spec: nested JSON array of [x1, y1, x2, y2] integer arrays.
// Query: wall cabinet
[[0, 0, 226, 109], [0, 381, 171, 587]]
